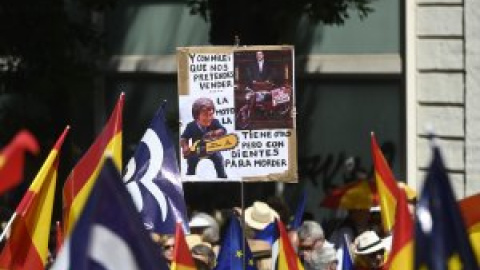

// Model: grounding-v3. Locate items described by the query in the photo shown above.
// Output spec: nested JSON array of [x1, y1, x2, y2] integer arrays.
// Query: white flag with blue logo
[[123, 104, 189, 234]]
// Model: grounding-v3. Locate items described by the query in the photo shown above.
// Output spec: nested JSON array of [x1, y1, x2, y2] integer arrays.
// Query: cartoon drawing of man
[[180, 97, 228, 178]]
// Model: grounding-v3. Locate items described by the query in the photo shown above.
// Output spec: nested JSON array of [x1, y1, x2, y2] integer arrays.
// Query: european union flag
[[52, 159, 169, 270], [124, 104, 189, 234], [289, 189, 306, 230], [215, 216, 257, 270], [414, 146, 479, 269]]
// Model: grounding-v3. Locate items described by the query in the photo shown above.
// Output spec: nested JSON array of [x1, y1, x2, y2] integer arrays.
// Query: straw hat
[[189, 212, 215, 228], [244, 201, 279, 230], [353, 231, 385, 255]]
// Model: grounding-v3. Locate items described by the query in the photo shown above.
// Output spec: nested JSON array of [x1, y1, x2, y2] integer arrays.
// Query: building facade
[[408, 0, 480, 197], [99, 0, 480, 216]]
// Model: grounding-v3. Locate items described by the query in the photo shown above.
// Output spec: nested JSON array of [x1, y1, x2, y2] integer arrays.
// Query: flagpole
[[0, 212, 17, 243], [240, 180, 246, 270], [233, 35, 246, 270]]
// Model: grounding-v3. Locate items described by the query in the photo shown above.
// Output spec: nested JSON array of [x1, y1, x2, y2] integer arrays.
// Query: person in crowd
[[180, 97, 227, 178], [188, 211, 221, 255], [352, 230, 386, 270], [288, 229, 300, 252], [244, 201, 279, 238], [193, 258, 210, 270], [328, 208, 371, 249], [244, 201, 279, 270], [191, 243, 216, 269], [297, 221, 333, 266], [154, 233, 175, 266], [303, 245, 338, 270]]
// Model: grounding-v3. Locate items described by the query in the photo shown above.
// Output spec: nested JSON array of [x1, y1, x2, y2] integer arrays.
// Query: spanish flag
[[0, 130, 39, 194], [0, 126, 69, 270], [384, 189, 413, 270], [459, 193, 480, 263], [371, 132, 400, 232], [63, 93, 124, 234], [171, 223, 196, 270], [277, 219, 304, 270]]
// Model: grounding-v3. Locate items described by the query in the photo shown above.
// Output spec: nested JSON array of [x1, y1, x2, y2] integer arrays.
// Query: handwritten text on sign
[[188, 53, 234, 92], [225, 130, 290, 169]]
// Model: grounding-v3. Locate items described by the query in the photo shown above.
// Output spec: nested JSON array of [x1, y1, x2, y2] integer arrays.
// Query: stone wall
[[415, 0, 466, 198], [465, 0, 480, 196]]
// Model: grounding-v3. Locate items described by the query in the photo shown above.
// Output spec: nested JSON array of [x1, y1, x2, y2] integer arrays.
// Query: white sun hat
[[353, 230, 385, 255], [189, 212, 215, 228], [244, 201, 279, 230]]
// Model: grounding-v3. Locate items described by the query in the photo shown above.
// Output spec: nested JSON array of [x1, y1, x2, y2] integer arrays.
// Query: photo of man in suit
[[247, 51, 276, 88], [234, 48, 294, 130]]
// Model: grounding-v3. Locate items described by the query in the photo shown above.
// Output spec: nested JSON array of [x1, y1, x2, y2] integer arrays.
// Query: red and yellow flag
[[0, 130, 39, 194], [277, 219, 304, 270], [63, 93, 124, 235], [171, 223, 196, 270], [320, 179, 378, 210], [0, 127, 69, 270], [384, 189, 413, 270], [371, 133, 401, 232], [459, 193, 480, 262]]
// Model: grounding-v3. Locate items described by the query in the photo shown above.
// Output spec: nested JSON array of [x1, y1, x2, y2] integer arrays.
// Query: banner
[[177, 46, 297, 182]]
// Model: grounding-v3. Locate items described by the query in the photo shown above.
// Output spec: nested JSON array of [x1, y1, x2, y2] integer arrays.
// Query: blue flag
[[254, 221, 279, 246], [414, 146, 479, 269], [289, 189, 306, 230], [341, 235, 354, 270], [52, 159, 169, 270], [124, 104, 189, 234], [215, 216, 258, 270]]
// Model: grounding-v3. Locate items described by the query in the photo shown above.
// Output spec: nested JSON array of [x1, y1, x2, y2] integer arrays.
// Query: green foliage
[[0, 0, 116, 94], [187, 0, 374, 45], [0, 0, 116, 149], [189, 0, 374, 25]]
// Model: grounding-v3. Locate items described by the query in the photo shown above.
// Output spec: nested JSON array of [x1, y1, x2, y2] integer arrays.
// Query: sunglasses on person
[[163, 244, 175, 250], [299, 238, 322, 251]]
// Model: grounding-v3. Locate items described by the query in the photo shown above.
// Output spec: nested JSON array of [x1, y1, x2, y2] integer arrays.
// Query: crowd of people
[[144, 189, 412, 270]]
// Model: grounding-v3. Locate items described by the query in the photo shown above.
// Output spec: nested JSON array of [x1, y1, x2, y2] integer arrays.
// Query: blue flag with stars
[[123, 104, 189, 234], [215, 216, 258, 270], [52, 158, 169, 270], [414, 145, 479, 269]]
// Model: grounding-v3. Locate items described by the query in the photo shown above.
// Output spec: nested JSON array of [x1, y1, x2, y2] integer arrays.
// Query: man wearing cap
[[188, 212, 220, 255], [353, 230, 386, 270]]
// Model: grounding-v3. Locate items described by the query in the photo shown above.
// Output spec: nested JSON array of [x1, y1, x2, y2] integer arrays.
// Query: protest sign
[[177, 46, 297, 182]]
